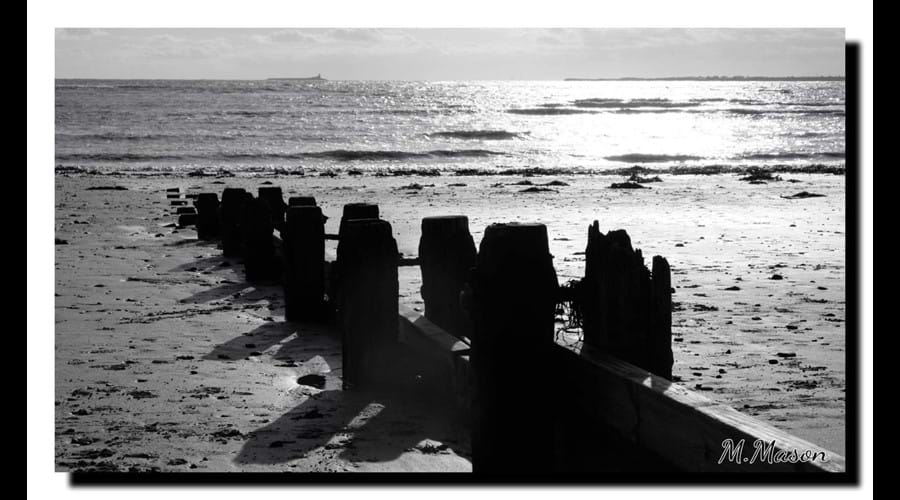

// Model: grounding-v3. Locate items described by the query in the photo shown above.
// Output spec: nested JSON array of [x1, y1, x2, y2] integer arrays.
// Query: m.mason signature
[[718, 439, 829, 465]]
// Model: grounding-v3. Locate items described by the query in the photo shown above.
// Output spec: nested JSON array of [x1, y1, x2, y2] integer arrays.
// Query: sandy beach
[[54, 169, 846, 472]]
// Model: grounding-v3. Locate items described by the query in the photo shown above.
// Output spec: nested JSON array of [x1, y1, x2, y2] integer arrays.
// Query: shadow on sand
[[233, 382, 470, 466], [202, 320, 341, 364]]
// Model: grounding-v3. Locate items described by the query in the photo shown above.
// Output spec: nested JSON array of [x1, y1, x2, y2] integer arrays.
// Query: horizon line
[[55, 75, 847, 82]]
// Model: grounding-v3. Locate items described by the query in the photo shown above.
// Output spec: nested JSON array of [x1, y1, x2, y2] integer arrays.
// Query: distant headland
[[564, 76, 845, 82], [267, 74, 326, 81]]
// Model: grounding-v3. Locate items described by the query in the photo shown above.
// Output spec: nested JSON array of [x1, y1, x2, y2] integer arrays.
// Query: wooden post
[[335, 218, 398, 391], [219, 187, 247, 257], [177, 213, 198, 227], [329, 202, 380, 303], [237, 196, 275, 282], [284, 205, 325, 322], [649, 256, 673, 380], [258, 186, 286, 233], [194, 192, 220, 241], [581, 221, 672, 379], [288, 196, 317, 207], [418, 216, 477, 340], [338, 202, 379, 237], [468, 223, 559, 476]]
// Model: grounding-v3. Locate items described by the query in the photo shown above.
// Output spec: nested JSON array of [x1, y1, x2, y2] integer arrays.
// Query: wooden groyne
[[173, 184, 845, 475]]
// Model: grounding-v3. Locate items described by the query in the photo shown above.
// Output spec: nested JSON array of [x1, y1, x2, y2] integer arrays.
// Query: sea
[[55, 79, 845, 176]]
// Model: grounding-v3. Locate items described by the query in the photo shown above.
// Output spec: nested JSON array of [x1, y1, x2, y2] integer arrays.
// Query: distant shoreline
[[55, 76, 844, 82], [267, 75, 326, 81], [564, 76, 845, 82]]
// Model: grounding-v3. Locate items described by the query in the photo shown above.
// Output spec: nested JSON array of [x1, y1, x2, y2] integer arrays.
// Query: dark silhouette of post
[[335, 218, 398, 391], [284, 205, 325, 322], [288, 196, 317, 207], [338, 202, 379, 237], [194, 193, 220, 240], [418, 216, 477, 340], [177, 213, 198, 227], [175, 207, 196, 215], [258, 186, 286, 233], [468, 222, 559, 476], [329, 202, 380, 301], [219, 188, 248, 257], [238, 196, 275, 282], [649, 256, 673, 379], [581, 221, 673, 379]]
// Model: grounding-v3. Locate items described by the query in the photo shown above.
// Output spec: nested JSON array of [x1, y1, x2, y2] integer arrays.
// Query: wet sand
[[54, 170, 846, 472]]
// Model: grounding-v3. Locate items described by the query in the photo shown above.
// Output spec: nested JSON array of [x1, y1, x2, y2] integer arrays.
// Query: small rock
[[296, 374, 327, 389], [782, 191, 825, 199], [609, 182, 648, 189]]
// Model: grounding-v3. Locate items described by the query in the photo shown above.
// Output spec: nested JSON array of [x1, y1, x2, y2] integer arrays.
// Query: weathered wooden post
[[219, 187, 248, 257], [649, 256, 673, 380], [418, 216, 477, 340], [338, 202, 379, 237], [238, 196, 275, 282], [288, 196, 317, 207], [335, 218, 399, 391], [467, 222, 559, 475], [258, 186, 287, 233], [580, 221, 673, 379], [284, 205, 325, 322], [328, 203, 380, 301], [194, 192, 220, 240], [177, 213, 198, 227], [175, 205, 197, 227]]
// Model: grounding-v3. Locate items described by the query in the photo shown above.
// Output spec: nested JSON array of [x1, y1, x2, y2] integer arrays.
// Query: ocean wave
[[729, 98, 844, 107], [56, 149, 507, 163], [305, 149, 505, 161], [604, 154, 704, 163], [741, 152, 846, 160], [613, 108, 684, 114], [426, 130, 521, 140], [723, 108, 845, 116], [55, 161, 846, 178], [56, 132, 239, 141], [507, 108, 594, 115], [574, 98, 700, 109]]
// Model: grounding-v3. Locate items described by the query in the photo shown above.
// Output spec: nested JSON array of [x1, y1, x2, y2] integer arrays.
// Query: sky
[[54, 28, 845, 80]]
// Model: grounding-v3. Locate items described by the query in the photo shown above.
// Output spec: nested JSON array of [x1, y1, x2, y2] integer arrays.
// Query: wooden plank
[[398, 304, 470, 356], [555, 341, 845, 473], [397, 305, 472, 415]]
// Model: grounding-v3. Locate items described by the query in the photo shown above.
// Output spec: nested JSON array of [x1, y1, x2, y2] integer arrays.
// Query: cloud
[[257, 29, 320, 44], [56, 28, 109, 40], [54, 28, 845, 80], [327, 28, 383, 43]]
